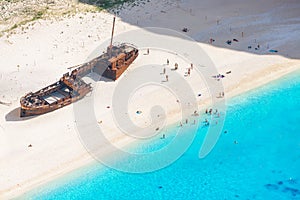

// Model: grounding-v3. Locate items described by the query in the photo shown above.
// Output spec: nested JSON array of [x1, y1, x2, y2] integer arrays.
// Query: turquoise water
[[23, 71, 300, 200]]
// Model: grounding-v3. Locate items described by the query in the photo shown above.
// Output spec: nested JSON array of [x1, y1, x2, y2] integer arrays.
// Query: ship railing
[[112, 42, 138, 49]]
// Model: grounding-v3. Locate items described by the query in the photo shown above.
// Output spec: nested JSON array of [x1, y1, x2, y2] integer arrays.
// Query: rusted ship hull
[[95, 47, 139, 80], [21, 96, 72, 117], [20, 88, 91, 117], [20, 76, 92, 117]]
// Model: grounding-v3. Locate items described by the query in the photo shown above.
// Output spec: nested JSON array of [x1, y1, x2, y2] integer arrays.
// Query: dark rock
[[265, 183, 279, 190], [283, 187, 300, 196]]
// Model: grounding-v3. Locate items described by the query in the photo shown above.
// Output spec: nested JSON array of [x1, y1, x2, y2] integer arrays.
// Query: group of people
[[186, 63, 193, 76], [203, 108, 221, 126], [205, 108, 220, 117], [162, 57, 195, 82], [179, 118, 197, 127], [248, 44, 260, 50], [145, 49, 196, 82], [218, 92, 225, 98]]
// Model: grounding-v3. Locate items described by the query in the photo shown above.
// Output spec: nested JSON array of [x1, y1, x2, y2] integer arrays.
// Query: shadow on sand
[[78, 0, 300, 59], [5, 107, 37, 122]]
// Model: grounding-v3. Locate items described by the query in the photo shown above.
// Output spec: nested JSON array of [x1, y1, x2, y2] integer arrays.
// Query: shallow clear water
[[23, 71, 300, 200]]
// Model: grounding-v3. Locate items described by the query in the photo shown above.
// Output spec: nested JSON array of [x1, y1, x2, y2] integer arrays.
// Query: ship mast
[[109, 16, 116, 58]]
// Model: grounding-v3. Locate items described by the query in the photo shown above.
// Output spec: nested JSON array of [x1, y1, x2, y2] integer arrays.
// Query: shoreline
[[3, 61, 300, 199], [1, 0, 300, 198]]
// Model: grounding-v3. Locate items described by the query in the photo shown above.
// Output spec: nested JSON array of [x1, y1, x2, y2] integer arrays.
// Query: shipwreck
[[20, 17, 139, 117]]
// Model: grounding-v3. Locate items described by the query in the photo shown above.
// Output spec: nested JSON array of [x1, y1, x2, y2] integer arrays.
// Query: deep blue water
[[22, 71, 300, 200]]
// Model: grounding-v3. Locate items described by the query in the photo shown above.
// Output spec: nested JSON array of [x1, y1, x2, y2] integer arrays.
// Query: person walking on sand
[[166, 75, 169, 82], [191, 63, 193, 70], [147, 48, 149, 55], [167, 59, 169, 65], [163, 68, 166, 74], [175, 63, 178, 70]]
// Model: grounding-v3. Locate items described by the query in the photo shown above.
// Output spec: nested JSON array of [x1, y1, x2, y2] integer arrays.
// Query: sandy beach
[[0, 0, 300, 198]]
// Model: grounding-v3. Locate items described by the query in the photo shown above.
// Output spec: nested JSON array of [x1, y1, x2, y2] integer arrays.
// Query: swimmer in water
[[204, 119, 209, 126]]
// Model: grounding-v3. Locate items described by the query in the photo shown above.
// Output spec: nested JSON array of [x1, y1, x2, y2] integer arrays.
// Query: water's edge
[[20, 69, 300, 199]]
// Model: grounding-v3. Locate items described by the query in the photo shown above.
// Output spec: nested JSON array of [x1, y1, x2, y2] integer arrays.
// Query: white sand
[[0, 0, 300, 198]]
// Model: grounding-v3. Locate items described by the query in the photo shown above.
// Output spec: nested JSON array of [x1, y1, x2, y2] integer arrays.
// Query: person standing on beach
[[166, 75, 169, 82], [167, 59, 169, 65]]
